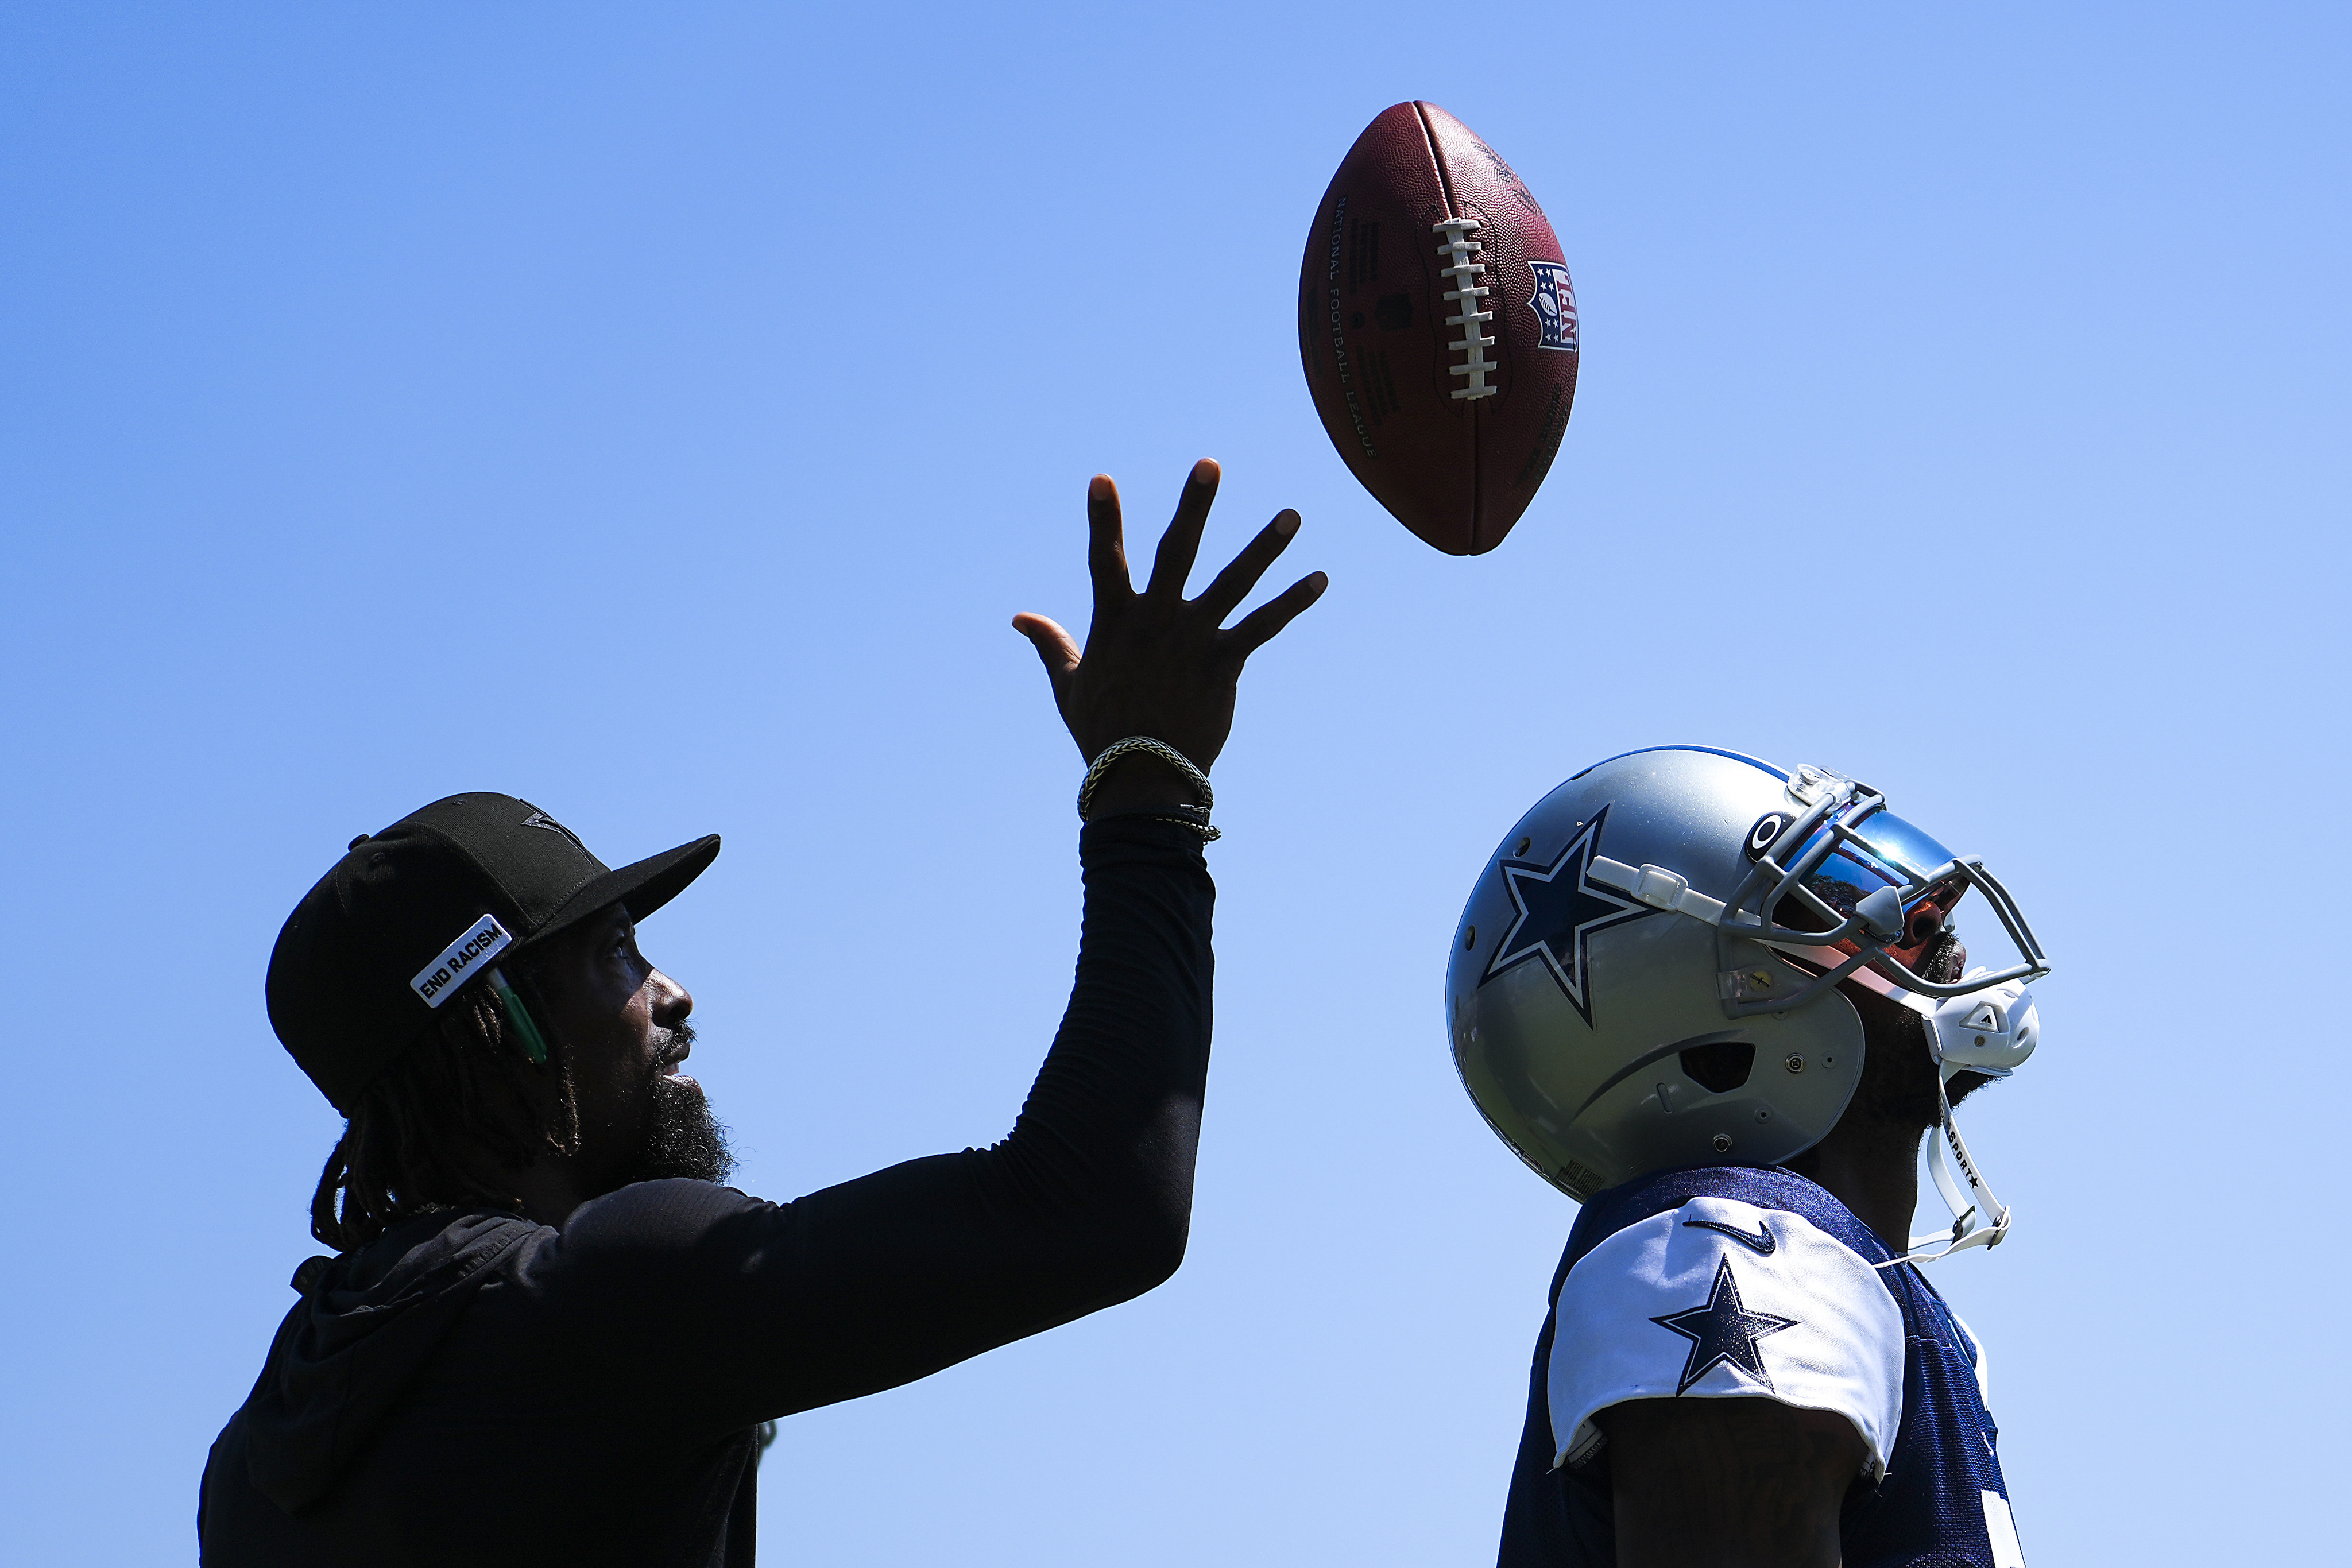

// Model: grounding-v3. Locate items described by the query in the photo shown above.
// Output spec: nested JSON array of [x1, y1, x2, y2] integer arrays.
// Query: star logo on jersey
[[1651, 1255, 1800, 1396], [1481, 806, 1651, 1025]]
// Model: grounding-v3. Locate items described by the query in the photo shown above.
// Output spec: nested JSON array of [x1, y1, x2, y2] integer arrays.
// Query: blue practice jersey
[[1496, 1166, 2027, 1567]]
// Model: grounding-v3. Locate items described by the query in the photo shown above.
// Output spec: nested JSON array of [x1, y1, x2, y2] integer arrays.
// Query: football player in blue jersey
[[1446, 748, 2049, 1567]]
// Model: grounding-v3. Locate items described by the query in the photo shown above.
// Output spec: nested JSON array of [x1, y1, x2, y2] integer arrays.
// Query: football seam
[[1413, 102, 1459, 218], [1415, 103, 1487, 553]]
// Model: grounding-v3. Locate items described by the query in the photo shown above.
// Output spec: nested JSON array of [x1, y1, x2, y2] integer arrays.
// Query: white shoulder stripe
[[1549, 1197, 1905, 1478]]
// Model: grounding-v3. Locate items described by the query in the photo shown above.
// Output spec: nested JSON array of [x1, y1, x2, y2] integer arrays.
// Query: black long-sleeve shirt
[[200, 818, 1214, 1566]]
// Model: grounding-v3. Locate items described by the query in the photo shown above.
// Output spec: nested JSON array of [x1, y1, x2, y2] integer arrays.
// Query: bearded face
[[628, 1023, 736, 1186]]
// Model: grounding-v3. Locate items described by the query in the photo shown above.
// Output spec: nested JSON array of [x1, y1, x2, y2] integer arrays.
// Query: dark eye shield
[[1730, 772, 2049, 1013], [1585, 770, 2052, 1021]]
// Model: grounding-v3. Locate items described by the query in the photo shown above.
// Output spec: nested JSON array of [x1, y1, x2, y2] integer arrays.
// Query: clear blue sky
[[3, 3, 2345, 1563]]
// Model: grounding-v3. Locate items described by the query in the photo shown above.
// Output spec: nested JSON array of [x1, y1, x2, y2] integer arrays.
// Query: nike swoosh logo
[[1683, 1217, 1777, 1255]]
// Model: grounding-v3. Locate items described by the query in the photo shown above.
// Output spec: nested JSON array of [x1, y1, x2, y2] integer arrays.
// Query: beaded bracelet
[[1077, 736, 1219, 841]]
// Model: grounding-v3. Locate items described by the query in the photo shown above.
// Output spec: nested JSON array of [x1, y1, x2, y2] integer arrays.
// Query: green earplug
[[486, 966, 549, 1065]]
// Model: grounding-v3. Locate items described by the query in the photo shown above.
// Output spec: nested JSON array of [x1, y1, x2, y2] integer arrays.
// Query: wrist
[[1076, 736, 1218, 841], [1083, 753, 1201, 817]]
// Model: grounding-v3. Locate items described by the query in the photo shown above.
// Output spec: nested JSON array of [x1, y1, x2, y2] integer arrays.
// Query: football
[[1297, 102, 1579, 556]]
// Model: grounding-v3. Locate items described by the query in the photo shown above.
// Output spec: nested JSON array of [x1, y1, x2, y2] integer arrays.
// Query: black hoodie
[[201, 819, 1213, 1566]]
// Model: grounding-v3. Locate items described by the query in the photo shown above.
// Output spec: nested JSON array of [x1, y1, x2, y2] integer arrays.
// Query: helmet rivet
[[1464, 924, 1477, 950], [1515, 836, 1531, 857], [1974, 1034, 1987, 1047], [1711, 1133, 1733, 1153], [1755, 1108, 1770, 1122], [1784, 1054, 1805, 1073]]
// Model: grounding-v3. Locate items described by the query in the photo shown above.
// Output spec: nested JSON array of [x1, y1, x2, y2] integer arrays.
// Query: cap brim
[[527, 833, 720, 948]]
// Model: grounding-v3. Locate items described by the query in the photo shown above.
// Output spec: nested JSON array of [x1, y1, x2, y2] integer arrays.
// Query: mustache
[[1918, 929, 1961, 986], [652, 1021, 697, 1072]]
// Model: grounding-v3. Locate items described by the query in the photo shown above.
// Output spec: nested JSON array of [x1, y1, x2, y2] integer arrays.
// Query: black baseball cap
[[266, 793, 719, 1114]]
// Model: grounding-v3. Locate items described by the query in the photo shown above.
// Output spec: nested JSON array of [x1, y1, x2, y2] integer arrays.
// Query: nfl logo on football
[[1527, 260, 1579, 353]]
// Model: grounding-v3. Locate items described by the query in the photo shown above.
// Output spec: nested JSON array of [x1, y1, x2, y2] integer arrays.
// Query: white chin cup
[[1922, 972, 2039, 1082]]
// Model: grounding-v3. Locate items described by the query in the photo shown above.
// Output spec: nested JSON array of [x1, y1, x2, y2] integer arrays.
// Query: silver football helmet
[[1445, 746, 2052, 1261]]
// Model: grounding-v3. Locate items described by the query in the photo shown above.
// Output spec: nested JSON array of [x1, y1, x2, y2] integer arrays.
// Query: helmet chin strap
[[1777, 954, 2026, 1267], [1875, 1073, 2012, 1268]]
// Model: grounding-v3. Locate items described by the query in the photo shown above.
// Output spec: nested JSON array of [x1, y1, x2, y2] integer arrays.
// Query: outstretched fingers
[[1086, 475, 1132, 603], [1196, 508, 1303, 622], [1222, 570, 1329, 661], [1144, 458, 1220, 601]]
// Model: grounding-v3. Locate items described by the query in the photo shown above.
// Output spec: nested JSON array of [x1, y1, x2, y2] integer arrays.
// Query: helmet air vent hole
[[1515, 836, 1532, 856], [1464, 924, 1477, 950], [1679, 1040, 1756, 1094]]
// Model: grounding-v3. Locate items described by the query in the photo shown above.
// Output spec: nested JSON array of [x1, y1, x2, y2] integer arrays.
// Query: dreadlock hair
[[310, 963, 583, 1253]]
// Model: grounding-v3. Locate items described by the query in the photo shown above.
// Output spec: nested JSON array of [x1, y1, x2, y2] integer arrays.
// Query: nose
[[649, 969, 693, 1028]]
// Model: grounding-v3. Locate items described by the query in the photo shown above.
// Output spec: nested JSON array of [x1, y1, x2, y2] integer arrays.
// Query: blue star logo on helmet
[[1481, 806, 1653, 1025]]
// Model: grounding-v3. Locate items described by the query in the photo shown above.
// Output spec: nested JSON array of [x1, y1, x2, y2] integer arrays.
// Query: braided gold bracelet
[[1077, 736, 1218, 841]]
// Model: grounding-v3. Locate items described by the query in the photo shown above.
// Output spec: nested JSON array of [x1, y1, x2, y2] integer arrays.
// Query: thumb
[[1011, 613, 1081, 677]]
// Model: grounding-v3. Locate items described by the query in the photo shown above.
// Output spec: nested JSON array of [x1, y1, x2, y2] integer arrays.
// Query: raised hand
[[1013, 459, 1326, 816]]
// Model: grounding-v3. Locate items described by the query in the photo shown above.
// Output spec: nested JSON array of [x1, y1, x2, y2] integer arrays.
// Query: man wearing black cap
[[200, 463, 1324, 1567]]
